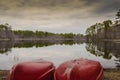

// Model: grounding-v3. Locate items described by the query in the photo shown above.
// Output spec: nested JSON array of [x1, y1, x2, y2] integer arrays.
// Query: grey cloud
[[97, 0, 120, 13], [81, 0, 120, 14], [0, 0, 119, 34], [0, 0, 83, 17], [0, 0, 118, 20], [0, 0, 79, 9], [0, 0, 119, 14]]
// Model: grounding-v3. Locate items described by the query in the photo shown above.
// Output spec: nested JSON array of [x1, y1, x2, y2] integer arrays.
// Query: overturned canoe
[[9, 60, 55, 80], [54, 59, 103, 80]]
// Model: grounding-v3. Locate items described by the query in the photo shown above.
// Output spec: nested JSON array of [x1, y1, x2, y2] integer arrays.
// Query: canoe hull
[[9, 60, 55, 80], [54, 59, 103, 80]]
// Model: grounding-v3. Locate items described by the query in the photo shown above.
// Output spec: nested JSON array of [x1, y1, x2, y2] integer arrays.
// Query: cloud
[[0, 0, 119, 34], [0, 0, 83, 10], [0, 0, 119, 13], [97, 0, 120, 14], [81, 0, 120, 14]]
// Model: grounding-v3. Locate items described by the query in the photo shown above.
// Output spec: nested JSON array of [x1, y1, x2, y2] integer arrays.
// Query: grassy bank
[[0, 70, 120, 80], [104, 69, 120, 80], [0, 70, 8, 80]]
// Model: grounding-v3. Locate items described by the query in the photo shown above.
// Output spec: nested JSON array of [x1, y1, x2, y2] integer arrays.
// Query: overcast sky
[[0, 0, 119, 34]]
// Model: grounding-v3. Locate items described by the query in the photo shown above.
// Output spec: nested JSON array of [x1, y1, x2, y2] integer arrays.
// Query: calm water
[[0, 40, 120, 70]]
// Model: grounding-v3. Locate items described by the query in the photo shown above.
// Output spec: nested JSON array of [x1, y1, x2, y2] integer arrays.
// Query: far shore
[[0, 38, 86, 41]]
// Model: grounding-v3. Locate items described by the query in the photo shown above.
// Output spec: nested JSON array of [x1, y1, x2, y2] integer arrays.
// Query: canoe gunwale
[[96, 67, 103, 80], [36, 67, 55, 80]]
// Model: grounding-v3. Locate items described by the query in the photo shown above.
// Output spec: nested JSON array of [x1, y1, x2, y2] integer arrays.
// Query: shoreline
[[0, 39, 86, 41], [104, 69, 120, 80], [0, 69, 120, 80]]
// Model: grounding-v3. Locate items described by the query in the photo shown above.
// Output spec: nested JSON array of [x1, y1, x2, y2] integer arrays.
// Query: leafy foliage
[[85, 20, 113, 37], [0, 23, 84, 40]]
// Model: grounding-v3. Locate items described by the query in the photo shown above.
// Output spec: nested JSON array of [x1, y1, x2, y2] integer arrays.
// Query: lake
[[0, 40, 120, 70]]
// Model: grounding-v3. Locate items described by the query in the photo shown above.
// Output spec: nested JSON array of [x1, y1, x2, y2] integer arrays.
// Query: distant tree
[[0, 24, 7, 30], [96, 23, 103, 30], [35, 31, 54, 37], [85, 20, 113, 40], [103, 20, 113, 30], [86, 28, 91, 36], [85, 27, 92, 41], [90, 25, 96, 35], [115, 9, 120, 24], [86, 24, 99, 36], [13, 30, 35, 37], [62, 33, 75, 39], [0, 23, 13, 40], [103, 20, 113, 39]]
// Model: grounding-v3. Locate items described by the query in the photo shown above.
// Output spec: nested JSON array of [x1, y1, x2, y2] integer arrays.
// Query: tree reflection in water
[[0, 41, 13, 55], [0, 40, 84, 54], [86, 41, 120, 69], [86, 42, 112, 59], [0, 40, 120, 69]]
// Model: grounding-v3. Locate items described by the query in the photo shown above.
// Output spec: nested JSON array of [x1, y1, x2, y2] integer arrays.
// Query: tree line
[[85, 9, 120, 41], [85, 20, 113, 38], [0, 24, 84, 40], [13, 30, 83, 39]]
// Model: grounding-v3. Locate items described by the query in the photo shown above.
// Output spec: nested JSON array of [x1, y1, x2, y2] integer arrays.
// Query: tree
[[86, 28, 91, 36], [103, 20, 113, 30], [86, 25, 96, 36], [85, 24, 97, 41], [61, 33, 75, 39], [96, 23, 103, 30], [103, 20, 113, 39], [90, 25, 96, 35], [116, 9, 120, 24]]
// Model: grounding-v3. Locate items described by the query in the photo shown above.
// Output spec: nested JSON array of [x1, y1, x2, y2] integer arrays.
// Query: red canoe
[[9, 60, 55, 80], [54, 59, 103, 80]]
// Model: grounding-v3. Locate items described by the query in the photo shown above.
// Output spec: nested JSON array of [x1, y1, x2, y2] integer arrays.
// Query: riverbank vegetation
[[104, 69, 120, 80], [0, 69, 120, 80], [86, 9, 120, 42], [0, 24, 85, 41]]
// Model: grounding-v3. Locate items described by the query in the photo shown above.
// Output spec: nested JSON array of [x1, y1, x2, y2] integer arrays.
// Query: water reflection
[[0, 40, 120, 70], [86, 42, 112, 59], [86, 41, 120, 69], [0, 40, 83, 54], [0, 41, 13, 55]]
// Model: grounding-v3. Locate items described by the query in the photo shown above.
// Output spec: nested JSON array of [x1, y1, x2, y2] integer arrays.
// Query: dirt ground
[[0, 69, 120, 80], [104, 69, 120, 80]]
